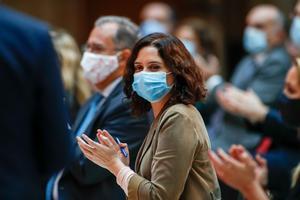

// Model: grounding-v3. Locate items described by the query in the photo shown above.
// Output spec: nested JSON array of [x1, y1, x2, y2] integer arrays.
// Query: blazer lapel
[[135, 106, 173, 172], [135, 118, 159, 172]]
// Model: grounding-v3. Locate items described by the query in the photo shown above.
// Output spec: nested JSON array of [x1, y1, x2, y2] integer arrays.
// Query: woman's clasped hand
[[77, 129, 129, 175]]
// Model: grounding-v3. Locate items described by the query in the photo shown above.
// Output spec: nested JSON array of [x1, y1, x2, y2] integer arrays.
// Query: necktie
[[75, 94, 103, 136]]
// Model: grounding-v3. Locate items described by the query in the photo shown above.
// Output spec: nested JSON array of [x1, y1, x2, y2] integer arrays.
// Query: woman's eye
[[149, 65, 160, 71], [134, 65, 143, 72]]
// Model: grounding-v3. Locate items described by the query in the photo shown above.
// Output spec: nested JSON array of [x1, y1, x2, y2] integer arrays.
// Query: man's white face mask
[[80, 52, 119, 84]]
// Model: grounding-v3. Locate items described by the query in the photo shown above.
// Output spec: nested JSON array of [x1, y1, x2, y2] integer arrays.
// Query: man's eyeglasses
[[81, 43, 122, 54]]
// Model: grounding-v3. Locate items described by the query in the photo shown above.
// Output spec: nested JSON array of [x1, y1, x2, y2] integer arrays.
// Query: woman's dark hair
[[123, 33, 207, 116]]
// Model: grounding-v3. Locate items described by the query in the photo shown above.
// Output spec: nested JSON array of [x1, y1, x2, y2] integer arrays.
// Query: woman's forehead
[[135, 46, 162, 63]]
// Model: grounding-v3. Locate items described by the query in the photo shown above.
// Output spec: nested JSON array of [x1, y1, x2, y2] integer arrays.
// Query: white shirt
[[99, 76, 122, 98]]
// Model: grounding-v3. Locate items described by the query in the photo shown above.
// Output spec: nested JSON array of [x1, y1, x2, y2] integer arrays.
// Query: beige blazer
[[128, 104, 221, 200]]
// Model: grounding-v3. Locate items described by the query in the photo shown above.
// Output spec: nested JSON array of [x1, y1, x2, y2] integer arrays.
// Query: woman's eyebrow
[[148, 61, 162, 64], [134, 61, 162, 65]]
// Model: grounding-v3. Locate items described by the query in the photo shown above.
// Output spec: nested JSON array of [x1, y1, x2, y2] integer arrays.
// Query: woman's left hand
[[76, 130, 128, 176], [97, 129, 130, 167]]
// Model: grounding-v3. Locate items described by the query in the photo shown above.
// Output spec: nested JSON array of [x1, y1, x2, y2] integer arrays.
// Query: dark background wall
[[2, 0, 296, 78]]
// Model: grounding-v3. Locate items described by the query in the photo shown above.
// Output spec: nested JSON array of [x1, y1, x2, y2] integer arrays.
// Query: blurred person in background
[[0, 4, 74, 200], [139, 2, 176, 36], [199, 5, 291, 199], [288, 0, 300, 57], [210, 1, 300, 197], [202, 4, 290, 151], [215, 58, 300, 199], [50, 29, 92, 123], [209, 58, 300, 200], [210, 144, 270, 200], [77, 33, 221, 200], [46, 16, 151, 200], [174, 17, 220, 82]]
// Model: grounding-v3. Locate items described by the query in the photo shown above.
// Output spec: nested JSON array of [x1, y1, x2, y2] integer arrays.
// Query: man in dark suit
[[201, 5, 291, 199], [0, 5, 75, 200], [48, 16, 151, 200], [204, 5, 291, 151]]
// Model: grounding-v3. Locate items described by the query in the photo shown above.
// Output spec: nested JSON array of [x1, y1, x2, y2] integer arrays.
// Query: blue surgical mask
[[243, 26, 268, 54], [132, 71, 172, 103], [290, 17, 300, 48], [140, 19, 168, 36], [181, 39, 197, 57]]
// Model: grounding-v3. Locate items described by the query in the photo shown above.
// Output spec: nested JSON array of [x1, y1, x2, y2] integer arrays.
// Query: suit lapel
[[72, 94, 97, 133], [85, 81, 123, 138]]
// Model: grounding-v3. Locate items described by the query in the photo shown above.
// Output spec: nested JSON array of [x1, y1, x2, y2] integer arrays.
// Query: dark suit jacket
[[58, 81, 151, 200], [206, 46, 291, 151], [246, 108, 300, 149], [0, 5, 75, 200]]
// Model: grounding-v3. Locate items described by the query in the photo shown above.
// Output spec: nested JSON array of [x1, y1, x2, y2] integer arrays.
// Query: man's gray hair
[[95, 16, 140, 50]]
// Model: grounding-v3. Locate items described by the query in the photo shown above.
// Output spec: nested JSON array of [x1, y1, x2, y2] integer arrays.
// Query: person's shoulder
[[267, 45, 290, 63], [0, 5, 49, 35], [235, 54, 253, 68], [269, 45, 288, 54], [112, 81, 130, 105], [102, 81, 132, 114], [166, 103, 193, 113], [162, 104, 198, 122]]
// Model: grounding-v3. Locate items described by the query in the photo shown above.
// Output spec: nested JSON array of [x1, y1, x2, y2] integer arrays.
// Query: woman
[[77, 33, 221, 199], [173, 18, 220, 81]]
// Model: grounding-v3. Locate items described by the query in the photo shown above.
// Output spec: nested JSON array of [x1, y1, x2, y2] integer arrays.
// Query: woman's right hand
[[76, 129, 130, 176]]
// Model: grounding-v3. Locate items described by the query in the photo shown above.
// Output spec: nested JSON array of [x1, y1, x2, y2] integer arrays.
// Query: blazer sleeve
[[128, 111, 200, 200], [69, 102, 149, 185]]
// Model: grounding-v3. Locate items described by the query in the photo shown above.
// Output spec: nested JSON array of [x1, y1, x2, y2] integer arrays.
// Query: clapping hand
[[208, 145, 268, 194], [216, 86, 268, 123], [76, 129, 130, 176]]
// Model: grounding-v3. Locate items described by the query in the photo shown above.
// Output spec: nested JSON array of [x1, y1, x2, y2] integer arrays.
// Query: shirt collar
[[98, 77, 122, 98]]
